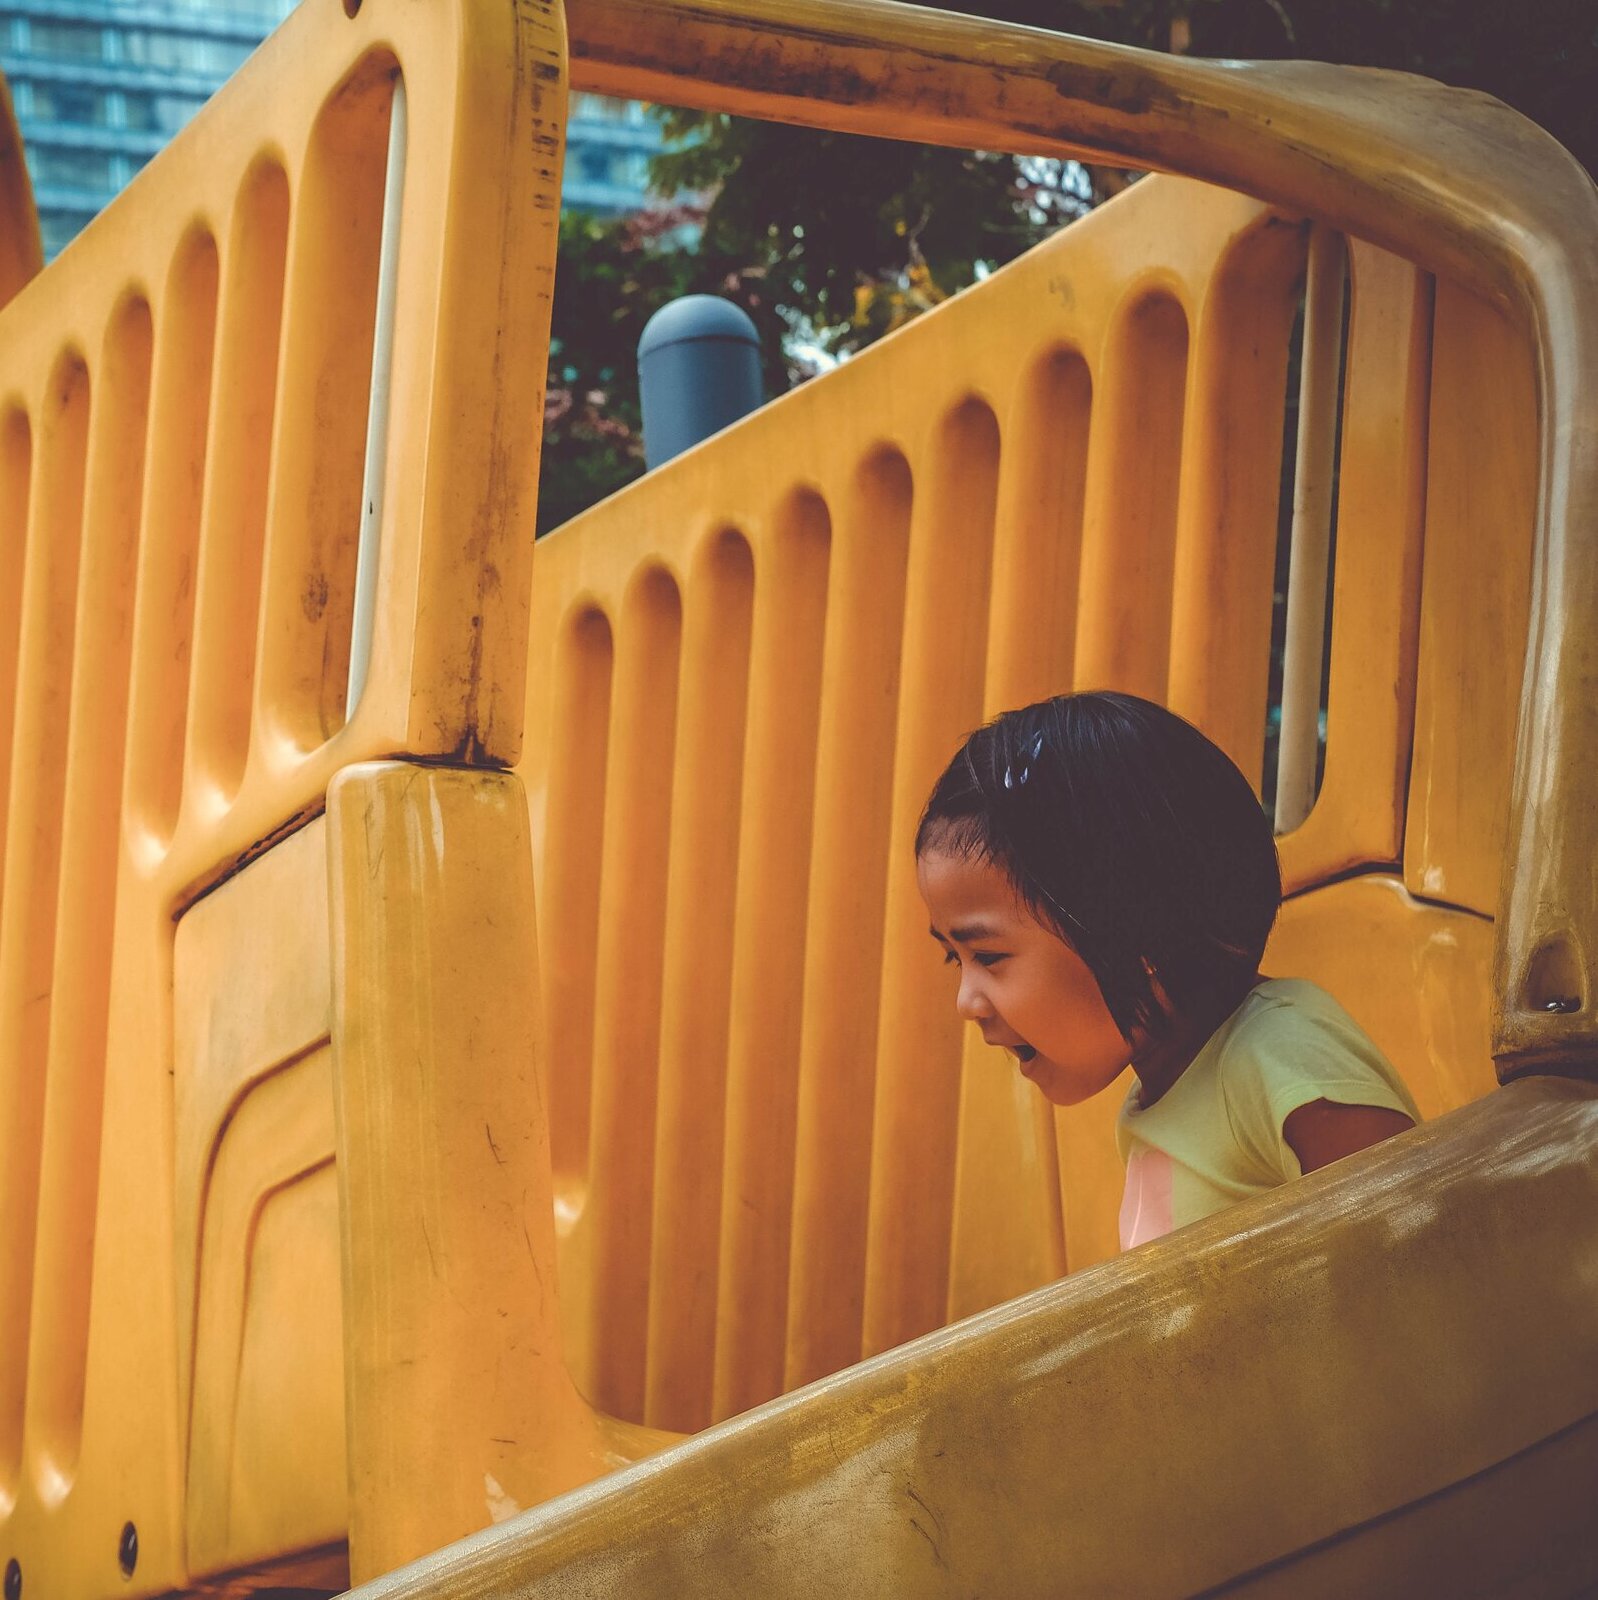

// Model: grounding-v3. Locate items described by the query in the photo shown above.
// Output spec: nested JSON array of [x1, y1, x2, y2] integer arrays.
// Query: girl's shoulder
[[1215, 975, 1420, 1122], [1228, 976, 1355, 1031]]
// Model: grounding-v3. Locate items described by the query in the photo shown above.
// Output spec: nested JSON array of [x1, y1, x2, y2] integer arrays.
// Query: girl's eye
[[940, 948, 1007, 969]]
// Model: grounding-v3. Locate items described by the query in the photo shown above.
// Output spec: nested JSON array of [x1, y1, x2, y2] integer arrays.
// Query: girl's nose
[[956, 967, 993, 1021]]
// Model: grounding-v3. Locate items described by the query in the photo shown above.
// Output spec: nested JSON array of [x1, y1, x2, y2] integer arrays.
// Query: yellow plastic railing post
[[326, 762, 611, 1582]]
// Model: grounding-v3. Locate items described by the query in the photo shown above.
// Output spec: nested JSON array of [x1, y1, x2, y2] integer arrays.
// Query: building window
[[29, 82, 115, 128], [613, 149, 648, 186], [26, 19, 107, 62], [570, 94, 649, 127], [118, 30, 253, 76], [147, 0, 292, 19], [31, 146, 116, 192], [39, 209, 97, 256], [122, 90, 204, 134]]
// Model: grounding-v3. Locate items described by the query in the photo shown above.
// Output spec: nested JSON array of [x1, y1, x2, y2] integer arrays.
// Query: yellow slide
[[0, 0, 1594, 1593]]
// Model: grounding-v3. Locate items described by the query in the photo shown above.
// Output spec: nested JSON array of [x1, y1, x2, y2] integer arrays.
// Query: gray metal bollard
[[637, 294, 764, 469]]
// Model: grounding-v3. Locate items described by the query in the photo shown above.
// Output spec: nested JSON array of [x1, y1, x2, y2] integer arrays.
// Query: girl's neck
[[1132, 971, 1267, 1107]]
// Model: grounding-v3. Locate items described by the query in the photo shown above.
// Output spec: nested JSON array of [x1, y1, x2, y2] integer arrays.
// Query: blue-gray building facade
[[563, 91, 668, 217], [0, 0, 667, 261], [0, 0, 294, 259]]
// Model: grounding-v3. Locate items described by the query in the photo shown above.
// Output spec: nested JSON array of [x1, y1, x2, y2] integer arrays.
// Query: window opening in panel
[[1264, 224, 1349, 832], [345, 72, 406, 719]]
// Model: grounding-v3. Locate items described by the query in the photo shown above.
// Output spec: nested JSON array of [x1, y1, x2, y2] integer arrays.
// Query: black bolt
[[118, 1523, 138, 1579], [4, 1556, 19, 1600]]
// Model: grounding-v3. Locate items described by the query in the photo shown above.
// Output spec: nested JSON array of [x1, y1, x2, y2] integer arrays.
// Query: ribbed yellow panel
[[172, 821, 341, 1582], [0, 0, 565, 1591], [784, 452, 910, 1391], [520, 174, 1502, 1437]]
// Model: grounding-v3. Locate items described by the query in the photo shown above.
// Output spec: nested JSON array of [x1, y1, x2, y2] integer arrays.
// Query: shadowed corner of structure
[[0, 69, 40, 307]]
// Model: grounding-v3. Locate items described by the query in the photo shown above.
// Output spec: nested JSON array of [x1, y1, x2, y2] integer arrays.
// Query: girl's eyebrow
[[945, 920, 1001, 943]]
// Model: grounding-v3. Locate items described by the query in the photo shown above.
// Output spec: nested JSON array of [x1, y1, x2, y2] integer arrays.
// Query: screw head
[[4, 1556, 20, 1600], [117, 1523, 138, 1579]]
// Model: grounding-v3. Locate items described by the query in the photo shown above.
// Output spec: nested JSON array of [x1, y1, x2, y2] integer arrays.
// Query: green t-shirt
[[1115, 978, 1420, 1249]]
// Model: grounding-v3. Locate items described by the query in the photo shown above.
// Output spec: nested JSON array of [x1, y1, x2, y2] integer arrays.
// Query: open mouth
[[1013, 1045, 1037, 1064]]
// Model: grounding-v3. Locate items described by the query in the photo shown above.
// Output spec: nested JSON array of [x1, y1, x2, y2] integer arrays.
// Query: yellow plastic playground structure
[[0, 0, 1595, 1592]]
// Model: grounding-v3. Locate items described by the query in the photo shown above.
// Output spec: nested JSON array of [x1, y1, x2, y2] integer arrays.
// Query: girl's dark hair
[[916, 692, 1281, 1042]]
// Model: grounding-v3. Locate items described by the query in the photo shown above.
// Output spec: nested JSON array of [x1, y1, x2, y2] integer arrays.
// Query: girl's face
[[917, 846, 1133, 1106]]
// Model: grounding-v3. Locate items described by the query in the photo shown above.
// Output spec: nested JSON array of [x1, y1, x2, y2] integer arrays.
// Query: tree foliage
[[538, 0, 1596, 534], [538, 203, 798, 532], [648, 117, 1098, 355]]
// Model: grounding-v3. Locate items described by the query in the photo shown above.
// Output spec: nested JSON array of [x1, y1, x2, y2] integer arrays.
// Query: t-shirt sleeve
[[1220, 1000, 1419, 1180]]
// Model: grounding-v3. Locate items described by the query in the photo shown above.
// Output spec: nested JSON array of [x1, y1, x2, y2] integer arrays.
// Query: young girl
[[916, 690, 1419, 1250]]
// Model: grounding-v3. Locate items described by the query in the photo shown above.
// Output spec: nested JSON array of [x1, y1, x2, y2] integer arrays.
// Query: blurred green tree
[[538, 201, 810, 533]]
